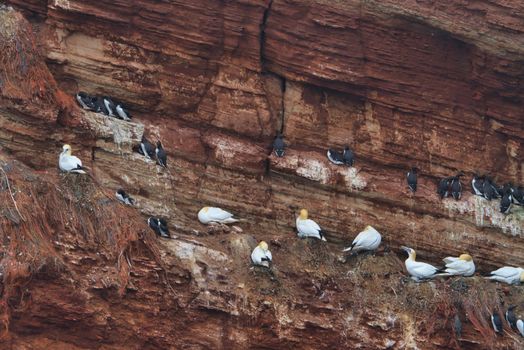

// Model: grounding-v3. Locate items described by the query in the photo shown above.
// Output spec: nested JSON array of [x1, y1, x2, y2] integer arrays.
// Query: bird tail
[[222, 218, 240, 224], [342, 243, 356, 252], [70, 169, 87, 174]]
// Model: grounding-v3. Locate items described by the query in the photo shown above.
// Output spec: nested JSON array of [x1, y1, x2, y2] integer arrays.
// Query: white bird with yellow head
[[296, 209, 327, 241], [59, 144, 86, 174], [251, 241, 272, 268]]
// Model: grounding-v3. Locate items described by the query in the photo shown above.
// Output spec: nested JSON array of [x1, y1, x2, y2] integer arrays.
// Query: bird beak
[[400, 246, 410, 254]]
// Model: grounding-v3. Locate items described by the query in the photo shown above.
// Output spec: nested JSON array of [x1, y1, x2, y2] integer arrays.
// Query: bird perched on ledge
[[450, 172, 464, 200], [296, 209, 327, 241], [138, 135, 156, 159], [491, 310, 503, 335], [437, 177, 452, 199], [148, 217, 169, 238], [437, 253, 475, 277], [59, 144, 87, 174], [401, 246, 440, 282], [406, 167, 418, 192], [156, 141, 167, 167], [327, 146, 354, 166], [486, 266, 524, 285], [251, 241, 272, 268], [115, 189, 135, 206], [198, 207, 239, 225], [273, 132, 285, 157], [343, 225, 381, 254]]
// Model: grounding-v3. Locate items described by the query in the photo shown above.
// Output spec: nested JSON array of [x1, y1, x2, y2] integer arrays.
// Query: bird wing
[[208, 207, 233, 221], [60, 155, 83, 171], [251, 247, 263, 264], [297, 219, 321, 236], [411, 262, 438, 277], [445, 261, 474, 276], [443, 257, 459, 264], [491, 266, 521, 278], [353, 229, 380, 250], [265, 250, 272, 261]]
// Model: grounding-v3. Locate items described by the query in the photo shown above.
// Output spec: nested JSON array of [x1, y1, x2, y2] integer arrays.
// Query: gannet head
[[202, 207, 209, 213], [62, 144, 72, 155], [401, 246, 416, 260], [258, 241, 269, 251], [299, 209, 308, 220], [459, 254, 472, 262]]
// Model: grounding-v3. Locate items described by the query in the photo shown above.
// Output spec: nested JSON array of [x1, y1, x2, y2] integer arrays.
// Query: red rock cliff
[[0, 1, 523, 349]]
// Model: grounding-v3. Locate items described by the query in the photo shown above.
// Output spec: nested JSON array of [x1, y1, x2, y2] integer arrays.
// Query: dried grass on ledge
[[0, 159, 161, 339]]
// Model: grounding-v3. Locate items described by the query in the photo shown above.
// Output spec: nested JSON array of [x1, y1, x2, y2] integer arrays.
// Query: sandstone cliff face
[[0, 1, 523, 349]]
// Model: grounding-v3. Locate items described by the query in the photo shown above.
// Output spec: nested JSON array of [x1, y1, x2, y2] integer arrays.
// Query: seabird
[[450, 172, 464, 200], [517, 319, 524, 337], [401, 246, 440, 282], [342, 146, 354, 166], [59, 144, 86, 174], [471, 174, 484, 196], [103, 96, 116, 117], [407, 167, 418, 192], [505, 305, 517, 330], [500, 185, 513, 214], [155, 141, 167, 167], [327, 148, 345, 165], [115, 189, 135, 205], [93, 96, 108, 114], [343, 225, 381, 254], [437, 254, 475, 277], [197, 207, 238, 225], [512, 186, 524, 206], [483, 177, 501, 200], [251, 241, 272, 268], [491, 310, 503, 335], [296, 209, 327, 241], [115, 104, 131, 121], [273, 133, 285, 157], [454, 314, 462, 339], [148, 217, 169, 238], [76, 92, 95, 110], [139, 136, 156, 159], [437, 177, 451, 199], [486, 266, 524, 285]]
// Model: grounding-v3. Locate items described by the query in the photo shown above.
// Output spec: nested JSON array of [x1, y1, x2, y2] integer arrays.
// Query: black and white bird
[[483, 177, 501, 200], [491, 310, 503, 335], [139, 136, 156, 159], [93, 96, 108, 114], [148, 217, 169, 238], [155, 141, 167, 167], [500, 184, 513, 214], [327, 146, 354, 166], [115, 104, 131, 121], [76, 92, 95, 110], [437, 177, 451, 199], [327, 148, 345, 165], [342, 146, 354, 166], [406, 167, 418, 192], [450, 172, 464, 200], [273, 133, 285, 157], [115, 189, 135, 205], [103, 96, 116, 117], [454, 314, 462, 339], [505, 305, 517, 330], [512, 186, 524, 206], [471, 174, 484, 196]]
